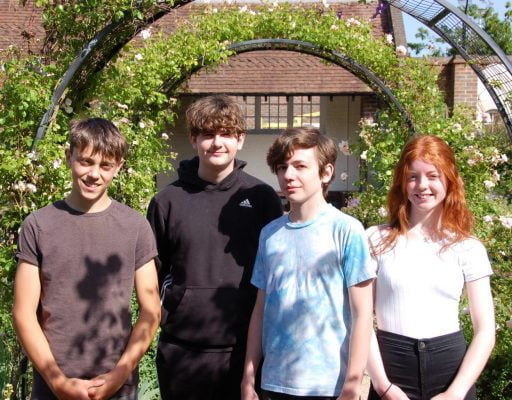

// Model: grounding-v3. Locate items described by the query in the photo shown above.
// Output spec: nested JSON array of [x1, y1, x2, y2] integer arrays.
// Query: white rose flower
[[161, 133, 169, 140], [360, 150, 367, 160], [132, 140, 139, 146], [340, 172, 348, 181], [239, 5, 248, 12], [115, 102, 129, 110], [26, 183, 37, 194], [338, 140, 350, 156], [291, 21, 296, 29], [499, 216, 512, 229], [135, 53, 143, 61], [212, 8, 218, 13], [395, 45, 407, 57], [385, 34, 393, 45], [64, 106, 73, 114], [138, 121, 146, 129], [453, 123, 462, 131], [484, 180, 495, 190], [127, 168, 135, 175], [17, 181, 26, 192], [53, 159, 62, 169], [378, 207, 388, 217], [139, 28, 152, 40], [483, 215, 493, 223], [330, 24, 339, 30]]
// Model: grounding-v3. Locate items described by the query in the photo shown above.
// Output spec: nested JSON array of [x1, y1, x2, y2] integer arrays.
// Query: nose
[[283, 165, 295, 180], [417, 175, 428, 190], [212, 134, 222, 147], [88, 165, 100, 179]]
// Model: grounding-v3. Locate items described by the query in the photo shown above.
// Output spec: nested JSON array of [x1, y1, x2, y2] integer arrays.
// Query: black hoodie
[[147, 157, 282, 348]]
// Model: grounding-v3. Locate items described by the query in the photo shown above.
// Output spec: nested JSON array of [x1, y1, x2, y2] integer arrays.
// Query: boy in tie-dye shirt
[[241, 127, 375, 400]]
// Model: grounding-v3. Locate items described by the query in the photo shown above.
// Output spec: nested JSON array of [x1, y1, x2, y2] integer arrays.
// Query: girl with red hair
[[366, 135, 495, 400]]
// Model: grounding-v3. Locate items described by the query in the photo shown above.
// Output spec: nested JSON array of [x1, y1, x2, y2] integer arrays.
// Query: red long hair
[[377, 135, 474, 255]]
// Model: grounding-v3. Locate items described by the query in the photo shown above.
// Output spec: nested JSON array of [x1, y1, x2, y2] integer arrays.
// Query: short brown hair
[[267, 127, 337, 195], [69, 118, 126, 162], [186, 95, 246, 138]]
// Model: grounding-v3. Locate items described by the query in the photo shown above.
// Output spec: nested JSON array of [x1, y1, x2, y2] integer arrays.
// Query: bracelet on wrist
[[379, 383, 393, 399]]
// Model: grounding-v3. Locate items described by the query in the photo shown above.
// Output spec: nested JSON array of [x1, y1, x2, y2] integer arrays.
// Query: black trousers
[[156, 339, 246, 400], [368, 330, 476, 400]]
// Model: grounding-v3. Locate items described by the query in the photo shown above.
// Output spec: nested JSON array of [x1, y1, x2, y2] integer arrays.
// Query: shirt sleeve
[[459, 238, 493, 282], [135, 217, 158, 270], [147, 196, 171, 285], [251, 235, 267, 290], [16, 213, 41, 267], [342, 220, 376, 288]]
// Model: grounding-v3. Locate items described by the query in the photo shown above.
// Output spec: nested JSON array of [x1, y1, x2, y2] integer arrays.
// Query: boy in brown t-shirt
[[13, 118, 161, 400]]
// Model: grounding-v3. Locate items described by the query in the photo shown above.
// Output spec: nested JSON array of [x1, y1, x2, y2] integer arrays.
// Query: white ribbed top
[[367, 226, 492, 339]]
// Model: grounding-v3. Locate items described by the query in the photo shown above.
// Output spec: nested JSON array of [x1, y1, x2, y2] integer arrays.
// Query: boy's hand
[[241, 378, 259, 400], [52, 377, 105, 400], [87, 369, 126, 400]]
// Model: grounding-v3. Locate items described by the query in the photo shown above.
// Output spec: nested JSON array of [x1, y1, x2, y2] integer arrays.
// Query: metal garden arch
[[34, 0, 512, 148]]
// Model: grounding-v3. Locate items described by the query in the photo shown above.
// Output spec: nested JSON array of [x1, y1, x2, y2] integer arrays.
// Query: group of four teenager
[[13, 95, 495, 400]]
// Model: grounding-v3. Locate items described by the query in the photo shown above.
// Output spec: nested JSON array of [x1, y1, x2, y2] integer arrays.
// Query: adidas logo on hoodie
[[239, 199, 252, 208]]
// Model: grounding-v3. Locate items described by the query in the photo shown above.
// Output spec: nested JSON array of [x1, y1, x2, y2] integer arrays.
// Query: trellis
[[33, 0, 512, 148]]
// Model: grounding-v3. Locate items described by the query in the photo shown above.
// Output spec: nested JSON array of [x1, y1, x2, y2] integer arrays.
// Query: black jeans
[[368, 330, 476, 400]]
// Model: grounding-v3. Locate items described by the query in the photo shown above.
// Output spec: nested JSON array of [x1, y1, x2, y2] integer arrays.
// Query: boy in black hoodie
[[147, 95, 283, 400]]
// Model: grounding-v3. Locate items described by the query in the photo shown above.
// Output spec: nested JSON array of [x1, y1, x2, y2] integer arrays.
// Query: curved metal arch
[[385, 0, 512, 141], [179, 39, 415, 134], [35, 0, 512, 147], [32, 0, 191, 150]]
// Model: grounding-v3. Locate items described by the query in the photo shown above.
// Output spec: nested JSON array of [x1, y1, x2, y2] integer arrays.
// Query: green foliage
[[1, 1, 511, 399]]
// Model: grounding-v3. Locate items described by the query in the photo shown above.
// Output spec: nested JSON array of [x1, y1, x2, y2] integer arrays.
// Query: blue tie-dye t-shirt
[[251, 204, 375, 396]]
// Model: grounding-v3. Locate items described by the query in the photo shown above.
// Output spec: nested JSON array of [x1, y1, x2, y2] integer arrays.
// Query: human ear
[[237, 132, 246, 150], [65, 148, 72, 167], [189, 134, 198, 150], [321, 163, 334, 183], [115, 159, 124, 176]]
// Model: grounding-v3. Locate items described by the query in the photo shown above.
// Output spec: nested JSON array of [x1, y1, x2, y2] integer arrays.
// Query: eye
[[101, 165, 113, 171], [276, 165, 287, 172], [406, 174, 416, 181]]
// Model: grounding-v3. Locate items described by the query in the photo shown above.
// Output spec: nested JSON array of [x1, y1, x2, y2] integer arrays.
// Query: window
[[235, 95, 321, 133]]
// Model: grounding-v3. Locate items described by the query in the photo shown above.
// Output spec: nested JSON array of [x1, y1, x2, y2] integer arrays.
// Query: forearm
[[242, 290, 265, 388], [111, 306, 160, 380], [13, 310, 67, 389], [344, 310, 372, 388], [341, 281, 373, 398], [366, 330, 392, 394], [444, 329, 495, 398]]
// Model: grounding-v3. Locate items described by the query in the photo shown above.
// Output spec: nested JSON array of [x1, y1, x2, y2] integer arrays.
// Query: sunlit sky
[[403, 0, 508, 44]]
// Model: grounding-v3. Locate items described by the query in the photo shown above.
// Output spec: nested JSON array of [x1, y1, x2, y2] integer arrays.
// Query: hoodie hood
[[177, 156, 247, 191]]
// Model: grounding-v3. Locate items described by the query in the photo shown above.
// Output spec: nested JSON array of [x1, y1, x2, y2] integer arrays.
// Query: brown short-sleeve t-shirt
[[16, 200, 157, 399]]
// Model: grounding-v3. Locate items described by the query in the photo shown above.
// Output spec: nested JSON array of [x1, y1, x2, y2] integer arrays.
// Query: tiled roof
[[0, 0, 44, 53], [181, 50, 372, 94], [0, 0, 396, 93]]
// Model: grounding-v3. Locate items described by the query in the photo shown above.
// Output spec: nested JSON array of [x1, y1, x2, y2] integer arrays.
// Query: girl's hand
[[381, 384, 411, 400], [431, 392, 463, 400]]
